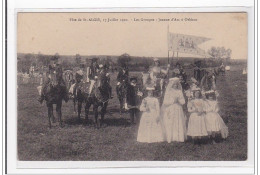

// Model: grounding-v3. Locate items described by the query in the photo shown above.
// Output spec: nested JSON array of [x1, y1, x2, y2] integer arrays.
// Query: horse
[[41, 71, 68, 128], [200, 70, 217, 91], [194, 67, 207, 83], [218, 66, 226, 75], [75, 76, 110, 128], [63, 70, 74, 91]]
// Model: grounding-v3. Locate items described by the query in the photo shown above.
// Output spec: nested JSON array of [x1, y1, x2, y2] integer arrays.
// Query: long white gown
[[187, 99, 208, 137], [205, 100, 228, 138], [162, 89, 187, 143], [137, 97, 165, 143]]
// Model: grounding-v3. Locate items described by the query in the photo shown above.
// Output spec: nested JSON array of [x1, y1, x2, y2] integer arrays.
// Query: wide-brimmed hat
[[169, 77, 180, 82]]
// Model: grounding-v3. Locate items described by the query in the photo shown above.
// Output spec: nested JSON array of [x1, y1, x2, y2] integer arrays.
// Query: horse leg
[[47, 104, 53, 128], [56, 101, 63, 127], [100, 102, 108, 127], [84, 100, 91, 125], [119, 98, 123, 115], [73, 98, 77, 114], [93, 103, 99, 129], [78, 101, 82, 121], [49, 104, 56, 123]]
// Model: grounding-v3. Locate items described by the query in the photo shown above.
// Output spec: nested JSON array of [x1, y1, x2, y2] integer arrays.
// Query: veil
[[161, 77, 182, 111]]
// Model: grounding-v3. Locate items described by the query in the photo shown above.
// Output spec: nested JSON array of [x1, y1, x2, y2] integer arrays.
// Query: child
[[205, 90, 228, 144], [187, 88, 208, 144], [125, 77, 143, 124], [162, 77, 187, 143], [137, 87, 164, 143]]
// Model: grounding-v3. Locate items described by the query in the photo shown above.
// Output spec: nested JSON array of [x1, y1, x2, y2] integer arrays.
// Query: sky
[[17, 12, 248, 59]]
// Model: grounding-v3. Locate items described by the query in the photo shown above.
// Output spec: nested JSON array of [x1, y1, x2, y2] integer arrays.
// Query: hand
[[167, 64, 171, 68], [124, 103, 129, 110], [137, 91, 143, 97], [117, 82, 121, 85]]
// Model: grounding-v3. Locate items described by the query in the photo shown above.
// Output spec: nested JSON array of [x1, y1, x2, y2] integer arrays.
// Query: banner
[[168, 32, 210, 56]]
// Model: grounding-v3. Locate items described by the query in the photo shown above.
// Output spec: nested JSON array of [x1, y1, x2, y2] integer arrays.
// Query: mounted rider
[[200, 68, 217, 92], [70, 64, 85, 96], [89, 57, 100, 80], [149, 58, 170, 97], [97, 64, 113, 99], [38, 55, 68, 103]]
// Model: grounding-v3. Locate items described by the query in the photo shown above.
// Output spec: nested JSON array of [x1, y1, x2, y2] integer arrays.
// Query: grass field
[[17, 64, 247, 161]]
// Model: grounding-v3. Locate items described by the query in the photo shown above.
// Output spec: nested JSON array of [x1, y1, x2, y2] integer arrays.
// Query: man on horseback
[[98, 64, 113, 99], [89, 57, 100, 80], [38, 56, 69, 104], [200, 68, 217, 92]]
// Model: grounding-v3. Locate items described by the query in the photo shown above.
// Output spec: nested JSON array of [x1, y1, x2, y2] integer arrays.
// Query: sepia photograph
[[16, 12, 248, 162]]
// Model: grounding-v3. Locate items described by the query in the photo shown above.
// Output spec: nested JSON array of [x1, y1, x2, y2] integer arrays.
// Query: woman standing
[[161, 77, 187, 143], [137, 87, 164, 143]]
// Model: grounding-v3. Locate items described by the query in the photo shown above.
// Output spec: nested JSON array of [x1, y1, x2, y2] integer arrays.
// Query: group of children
[[135, 77, 228, 145]]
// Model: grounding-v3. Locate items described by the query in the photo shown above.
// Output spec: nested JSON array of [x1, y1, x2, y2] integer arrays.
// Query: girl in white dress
[[161, 77, 187, 143], [137, 87, 165, 143], [205, 90, 228, 144], [187, 89, 208, 144]]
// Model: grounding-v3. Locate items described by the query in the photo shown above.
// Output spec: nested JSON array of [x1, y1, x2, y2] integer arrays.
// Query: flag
[[168, 32, 211, 56]]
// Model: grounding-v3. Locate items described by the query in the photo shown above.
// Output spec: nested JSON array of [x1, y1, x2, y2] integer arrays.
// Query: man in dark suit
[[126, 77, 143, 124]]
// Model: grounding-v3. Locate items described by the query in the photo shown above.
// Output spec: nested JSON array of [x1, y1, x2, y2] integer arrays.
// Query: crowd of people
[[36, 56, 228, 144], [122, 58, 228, 145]]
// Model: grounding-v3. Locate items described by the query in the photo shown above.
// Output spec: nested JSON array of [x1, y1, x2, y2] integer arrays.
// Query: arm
[[177, 90, 186, 105], [215, 102, 220, 113], [155, 99, 160, 118], [163, 93, 173, 106], [139, 99, 147, 112], [188, 101, 196, 112]]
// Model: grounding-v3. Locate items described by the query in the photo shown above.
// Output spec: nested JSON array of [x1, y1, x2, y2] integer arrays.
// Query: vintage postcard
[[14, 11, 252, 171]]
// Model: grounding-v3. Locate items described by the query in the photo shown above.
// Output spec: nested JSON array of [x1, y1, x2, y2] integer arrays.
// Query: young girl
[[205, 90, 228, 144], [162, 77, 187, 143], [137, 87, 164, 143], [187, 88, 208, 144]]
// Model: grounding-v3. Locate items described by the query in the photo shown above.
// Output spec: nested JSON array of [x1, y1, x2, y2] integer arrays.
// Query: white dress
[[137, 97, 165, 143], [162, 89, 187, 143], [187, 99, 208, 137], [205, 100, 228, 138]]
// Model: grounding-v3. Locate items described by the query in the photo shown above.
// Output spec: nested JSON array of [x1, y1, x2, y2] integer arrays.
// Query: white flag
[[168, 32, 210, 56]]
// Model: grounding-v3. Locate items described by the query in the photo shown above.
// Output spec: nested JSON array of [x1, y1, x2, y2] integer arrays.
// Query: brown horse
[[75, 77, 110, 128], [41, 72, 68, 128]]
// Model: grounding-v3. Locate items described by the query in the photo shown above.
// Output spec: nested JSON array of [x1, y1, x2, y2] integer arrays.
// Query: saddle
[[77, 80, 96, 95]]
